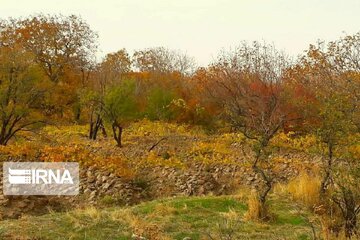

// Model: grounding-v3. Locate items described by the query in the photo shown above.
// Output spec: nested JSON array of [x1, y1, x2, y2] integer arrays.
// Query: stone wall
[[0, 153, 319, 219]]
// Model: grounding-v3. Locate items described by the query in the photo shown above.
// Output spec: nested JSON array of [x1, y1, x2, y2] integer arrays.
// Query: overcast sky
[[1, 0, 360, 66]]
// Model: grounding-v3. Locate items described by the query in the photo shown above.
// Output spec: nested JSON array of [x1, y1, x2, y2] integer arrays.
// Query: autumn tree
[[16, 14, 98, 84], [81, 49, 132, 140], [99, 49, 132, 87], [1, 14, 99, 120], [78, 89, 105, 140], [204, 42, 301, 219], [131, 47, 198, 123], [103, 79, 139, 147], [0, 43, 48, 145], [292, 34, 360, 237]]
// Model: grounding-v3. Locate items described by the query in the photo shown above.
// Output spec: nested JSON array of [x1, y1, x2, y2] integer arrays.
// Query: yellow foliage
[[40, 145, 90, 163], [271, 132, 319, 153], [40, 144, 135, 179], [344, 133, 360, 160], [218, 132, 246, 145], [43, 125, 88, 138], [126, 119, 202, 137], [348, 144, 360, 159], [141, 151, 185, 169], [190, 141, 236, 165], [0, 142, 38, 159], [100, 156, 135, 180]]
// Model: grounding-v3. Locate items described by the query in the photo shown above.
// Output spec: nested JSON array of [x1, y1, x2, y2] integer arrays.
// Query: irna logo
[[3, 162, 79, 195], [8, 168, 74, 184]]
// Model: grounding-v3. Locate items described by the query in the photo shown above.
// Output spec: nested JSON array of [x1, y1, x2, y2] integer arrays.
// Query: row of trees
[[1, 14, 359, 237], [0, 14, 200, 146]]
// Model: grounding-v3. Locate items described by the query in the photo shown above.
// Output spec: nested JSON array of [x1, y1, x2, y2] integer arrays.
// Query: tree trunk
[[112, 122, 123, 147], [89, 113, 103, 140], [251, 143, 272, 220], [0, 118, 21, 146], [0, 137, 7, 146], [253, 164, 272, 220], [344, 211, 357, 238], [333, 188, 358, 238], [99, 121, 107, 138], [73, 103, 81, 123], [343, 190, 357, 238], [320, 142, 333, 196]]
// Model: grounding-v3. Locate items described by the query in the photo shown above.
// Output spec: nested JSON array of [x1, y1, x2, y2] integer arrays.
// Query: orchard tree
[[331, 155, 360, 238], [82, 49, 132, 140], [294, 36, 360, 196], [79, 89, 106, 140], [205, 42, 302, 219], [293, 34, 360, 237], [1, 14, 99, 119], [103, 79, 139, 147], [0, 44, 48, 145], [17, 14, 98, 84]]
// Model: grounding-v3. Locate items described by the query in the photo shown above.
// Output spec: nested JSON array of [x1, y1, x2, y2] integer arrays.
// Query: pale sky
[[1, 0, 360, 66]]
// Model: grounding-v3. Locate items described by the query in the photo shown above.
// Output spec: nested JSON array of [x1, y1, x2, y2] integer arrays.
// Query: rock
[[95, 180, 102, 186], [89, 191, 97, 200], [87, 176, 96, 183], [247, 176, 255, 182], [103, 182, 114, 190], [102, 176, 108, 182], [131, 233, 147, 240], [16, 200, 28, 209], [86, 170, 94, 178], [198, 185, 205, 195]]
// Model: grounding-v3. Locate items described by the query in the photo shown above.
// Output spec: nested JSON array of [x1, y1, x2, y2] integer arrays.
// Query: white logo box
[[3, 162, 79, 195]]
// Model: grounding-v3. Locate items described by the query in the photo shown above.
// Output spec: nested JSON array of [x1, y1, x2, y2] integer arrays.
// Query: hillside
[[0, 121, 319, 217], [0, 121, 327, 239]]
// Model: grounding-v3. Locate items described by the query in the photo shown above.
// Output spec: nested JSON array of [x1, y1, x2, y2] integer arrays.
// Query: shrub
[[145, 87, 178, 121]]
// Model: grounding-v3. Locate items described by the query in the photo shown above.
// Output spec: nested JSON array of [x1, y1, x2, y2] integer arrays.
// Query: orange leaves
[[39, 144, 135, 178], [102, 156, 135, 180], [0, 143, 38, 159], [40, 145, 88, 163], [142, 151, 185, 169]]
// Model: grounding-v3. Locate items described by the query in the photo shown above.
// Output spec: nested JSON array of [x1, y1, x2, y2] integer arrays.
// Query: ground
[[0, 121, 339, 239], [0, 195, 314, 240]]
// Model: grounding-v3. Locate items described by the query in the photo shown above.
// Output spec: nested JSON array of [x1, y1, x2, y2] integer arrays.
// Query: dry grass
[[118, 207, 171, 240], [151, 203, 177, 216], [274, 173, 354, 240], [244, 191, 268, 221], [276, 172, 321, 209], [0, 195, 313, 239], [65, 206, 104, 230]]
